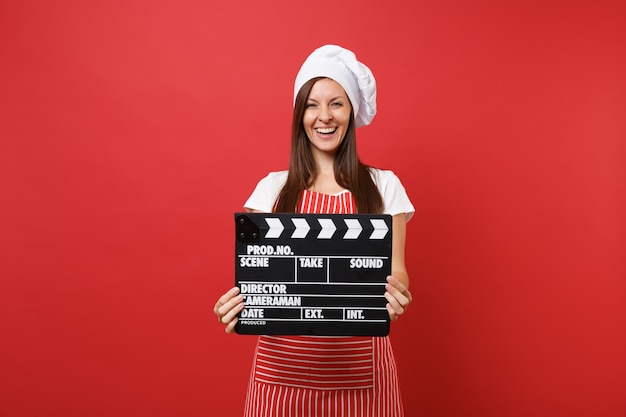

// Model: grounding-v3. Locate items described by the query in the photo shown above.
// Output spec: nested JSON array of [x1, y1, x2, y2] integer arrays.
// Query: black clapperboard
[[234, 212, 392, 336]]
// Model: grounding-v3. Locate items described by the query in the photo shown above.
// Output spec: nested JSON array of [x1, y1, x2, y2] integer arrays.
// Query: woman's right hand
[[213, 286, 245, 334]]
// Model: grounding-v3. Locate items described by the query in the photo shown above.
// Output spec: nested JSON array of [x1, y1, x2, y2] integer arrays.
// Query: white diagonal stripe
[[291, 218, 310, 238], [265, 218, 284, 238], [317, 218, 336, 239], [369, 219, 389, 239], [343, 219, 362, 239]]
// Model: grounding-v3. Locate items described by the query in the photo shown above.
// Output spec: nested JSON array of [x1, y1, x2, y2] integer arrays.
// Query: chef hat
[[294, 44, 377, 128]]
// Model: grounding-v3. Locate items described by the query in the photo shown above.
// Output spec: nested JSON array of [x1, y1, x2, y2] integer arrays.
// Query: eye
[[305, 101, 317, 108], [331, 101, 343, 107]]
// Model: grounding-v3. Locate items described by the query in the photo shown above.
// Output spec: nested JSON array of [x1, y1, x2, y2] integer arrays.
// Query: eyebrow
[[307, 96, 346, 103]]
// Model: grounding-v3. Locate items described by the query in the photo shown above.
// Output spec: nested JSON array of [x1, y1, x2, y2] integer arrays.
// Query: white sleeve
[[243, 171, 288, 213], [371, 169, 415, 222]]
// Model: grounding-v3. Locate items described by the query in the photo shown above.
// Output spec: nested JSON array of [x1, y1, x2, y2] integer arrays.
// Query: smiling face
[[302, 78, 353, 157]]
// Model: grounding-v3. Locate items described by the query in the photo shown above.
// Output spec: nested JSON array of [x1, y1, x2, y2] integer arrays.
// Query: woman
[[214, 44, 415, 417]]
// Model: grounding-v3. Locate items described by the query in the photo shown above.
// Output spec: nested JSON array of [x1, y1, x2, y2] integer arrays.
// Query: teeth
[[316, 127, 336, 134]]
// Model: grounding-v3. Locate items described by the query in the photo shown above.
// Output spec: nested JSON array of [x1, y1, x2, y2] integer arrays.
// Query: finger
[[384, 291, 406, 317], [386, 287, 411, 310], [225, 316, 240, 334], [385, 284, 411, 310], [216, 294, 243, 319], [385, 276, 413, 305], [386, 275, 410, 297], [386, 303, 398, 321], [213, 287, 241, 315], [217, 295, 244, 323], [218, 296, 244, 325]]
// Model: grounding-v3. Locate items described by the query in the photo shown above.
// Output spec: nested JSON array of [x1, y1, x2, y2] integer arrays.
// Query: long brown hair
[[274, 77, 383, 214]]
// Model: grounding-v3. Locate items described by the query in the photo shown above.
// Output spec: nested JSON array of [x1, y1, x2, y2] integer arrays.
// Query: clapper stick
[[234, 213, 393, 336]]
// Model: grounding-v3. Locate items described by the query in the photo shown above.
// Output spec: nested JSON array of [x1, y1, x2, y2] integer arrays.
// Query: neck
[[312, 149, 336, 176]]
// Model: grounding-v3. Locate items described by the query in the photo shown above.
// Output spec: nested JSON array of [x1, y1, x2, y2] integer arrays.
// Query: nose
[[318, 105, 333, 122]]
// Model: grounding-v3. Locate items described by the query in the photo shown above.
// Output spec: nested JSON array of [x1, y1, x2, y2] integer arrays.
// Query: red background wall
[[1, 1, 625, 416]]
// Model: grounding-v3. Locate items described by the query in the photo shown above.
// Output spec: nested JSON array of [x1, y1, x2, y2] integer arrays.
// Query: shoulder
[[266, 170, 289, 182], [257, 170, 288, 190], [243, 170, 288, 213], [368, 168, 404, 188], [368, 168, 415, 221]]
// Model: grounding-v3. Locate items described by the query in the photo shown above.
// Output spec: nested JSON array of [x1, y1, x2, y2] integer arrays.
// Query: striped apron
[[243, 190, 404, 417]]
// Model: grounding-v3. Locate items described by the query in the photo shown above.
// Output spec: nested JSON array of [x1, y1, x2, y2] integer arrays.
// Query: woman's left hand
[[384, 275, 412, 321]]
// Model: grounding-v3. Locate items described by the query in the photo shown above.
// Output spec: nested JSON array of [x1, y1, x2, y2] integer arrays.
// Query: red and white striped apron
[[243, 190, 404, 417]]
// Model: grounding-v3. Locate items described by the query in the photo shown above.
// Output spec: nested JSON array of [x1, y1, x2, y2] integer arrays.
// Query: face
[[302, 78, 352, 157]]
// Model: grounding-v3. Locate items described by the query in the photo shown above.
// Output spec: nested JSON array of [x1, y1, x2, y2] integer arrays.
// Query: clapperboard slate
[[234, 212, 392, 336]]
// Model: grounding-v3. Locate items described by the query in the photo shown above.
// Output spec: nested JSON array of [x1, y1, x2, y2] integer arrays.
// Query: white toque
[[294, 44, 377, 128]]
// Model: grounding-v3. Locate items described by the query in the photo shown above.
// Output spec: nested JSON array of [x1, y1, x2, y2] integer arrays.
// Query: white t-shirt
[[243, 168, 415, 221]]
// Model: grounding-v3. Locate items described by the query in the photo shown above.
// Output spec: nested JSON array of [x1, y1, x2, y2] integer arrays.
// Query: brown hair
[[274, 77, 383, 214]]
